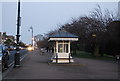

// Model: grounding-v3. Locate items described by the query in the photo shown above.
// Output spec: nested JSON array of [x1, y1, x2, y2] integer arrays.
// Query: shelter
[[48, 30, 78, 63]]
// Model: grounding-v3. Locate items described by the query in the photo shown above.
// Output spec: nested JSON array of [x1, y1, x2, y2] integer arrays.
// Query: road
[[8, 49, 28, 66], [0, 49, 28, 81]]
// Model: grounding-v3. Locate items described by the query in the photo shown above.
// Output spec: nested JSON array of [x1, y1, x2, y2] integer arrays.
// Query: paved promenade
[[3, 50, 118, 79]]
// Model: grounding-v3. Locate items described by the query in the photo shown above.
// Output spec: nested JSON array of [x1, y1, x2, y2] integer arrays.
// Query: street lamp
[[14, 0, 21, 67], [28, 26, 34, 49], [92, 34, 96, 37]]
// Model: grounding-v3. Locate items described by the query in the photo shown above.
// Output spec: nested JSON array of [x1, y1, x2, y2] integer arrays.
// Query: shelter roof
[[49, 30, 78, 38]]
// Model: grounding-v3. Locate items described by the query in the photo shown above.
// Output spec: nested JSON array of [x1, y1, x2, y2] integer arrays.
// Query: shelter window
[[58, 43, 68, 53]]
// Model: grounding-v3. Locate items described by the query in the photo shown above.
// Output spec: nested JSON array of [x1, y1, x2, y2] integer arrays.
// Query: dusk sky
[[1, 1, 118, 44]]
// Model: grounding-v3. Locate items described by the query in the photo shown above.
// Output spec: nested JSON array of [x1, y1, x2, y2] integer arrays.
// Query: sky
[[0, 1, 119, 44]]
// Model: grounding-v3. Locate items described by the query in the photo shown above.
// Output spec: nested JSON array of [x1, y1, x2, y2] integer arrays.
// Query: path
[[3, 50, 118, 79]]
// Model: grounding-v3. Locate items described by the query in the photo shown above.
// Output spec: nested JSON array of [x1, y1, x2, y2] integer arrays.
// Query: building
[[0, 32, 15, 44], [117, 1, 120, 20], [0, 32, 2, 44]]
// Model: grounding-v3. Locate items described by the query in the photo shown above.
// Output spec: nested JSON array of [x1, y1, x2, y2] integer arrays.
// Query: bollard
[[116, 55, 120, 60]]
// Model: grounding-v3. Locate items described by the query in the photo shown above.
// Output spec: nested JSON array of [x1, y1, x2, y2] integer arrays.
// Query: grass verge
[[72, 51, 116, 61]]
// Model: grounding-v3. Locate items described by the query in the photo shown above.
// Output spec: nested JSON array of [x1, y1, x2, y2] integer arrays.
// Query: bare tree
[[35, 5, 116, 57]]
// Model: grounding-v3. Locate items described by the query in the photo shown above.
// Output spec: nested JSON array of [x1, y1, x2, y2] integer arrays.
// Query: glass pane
[[64, 44, 68, 53], [58, 44, 63, 53], [58, 43, 69, 53]]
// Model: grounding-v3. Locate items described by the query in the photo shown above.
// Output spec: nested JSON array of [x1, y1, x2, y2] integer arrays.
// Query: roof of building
[[49, 30, 78, 38]]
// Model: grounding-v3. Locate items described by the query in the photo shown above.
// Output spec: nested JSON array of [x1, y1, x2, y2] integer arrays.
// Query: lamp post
[[91, 33, 99, 56], [14, 0, 21, 67], [28, 26, 34, 48]]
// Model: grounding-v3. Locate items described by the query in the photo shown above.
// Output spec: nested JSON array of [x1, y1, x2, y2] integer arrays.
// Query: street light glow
[[92, 34, 96, 37]]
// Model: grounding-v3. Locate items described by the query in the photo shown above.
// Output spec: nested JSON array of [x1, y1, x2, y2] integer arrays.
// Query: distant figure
[[46, 47, 49, 52], [40, 48, 46, 55], [52, 47, 54, 53], [48, 48, 51, 53]]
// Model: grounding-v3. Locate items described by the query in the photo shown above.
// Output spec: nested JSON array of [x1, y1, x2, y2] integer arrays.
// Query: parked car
[[0, 44, 10, 72], [13, 46, 25, 50], [7, 46, 15, 51]]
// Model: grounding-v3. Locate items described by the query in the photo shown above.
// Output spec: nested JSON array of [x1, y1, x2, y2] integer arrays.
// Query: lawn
[[72, 51, 116, 61]]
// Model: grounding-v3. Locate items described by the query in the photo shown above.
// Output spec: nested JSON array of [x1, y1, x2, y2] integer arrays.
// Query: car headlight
[[27, 46, 33, 51]]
